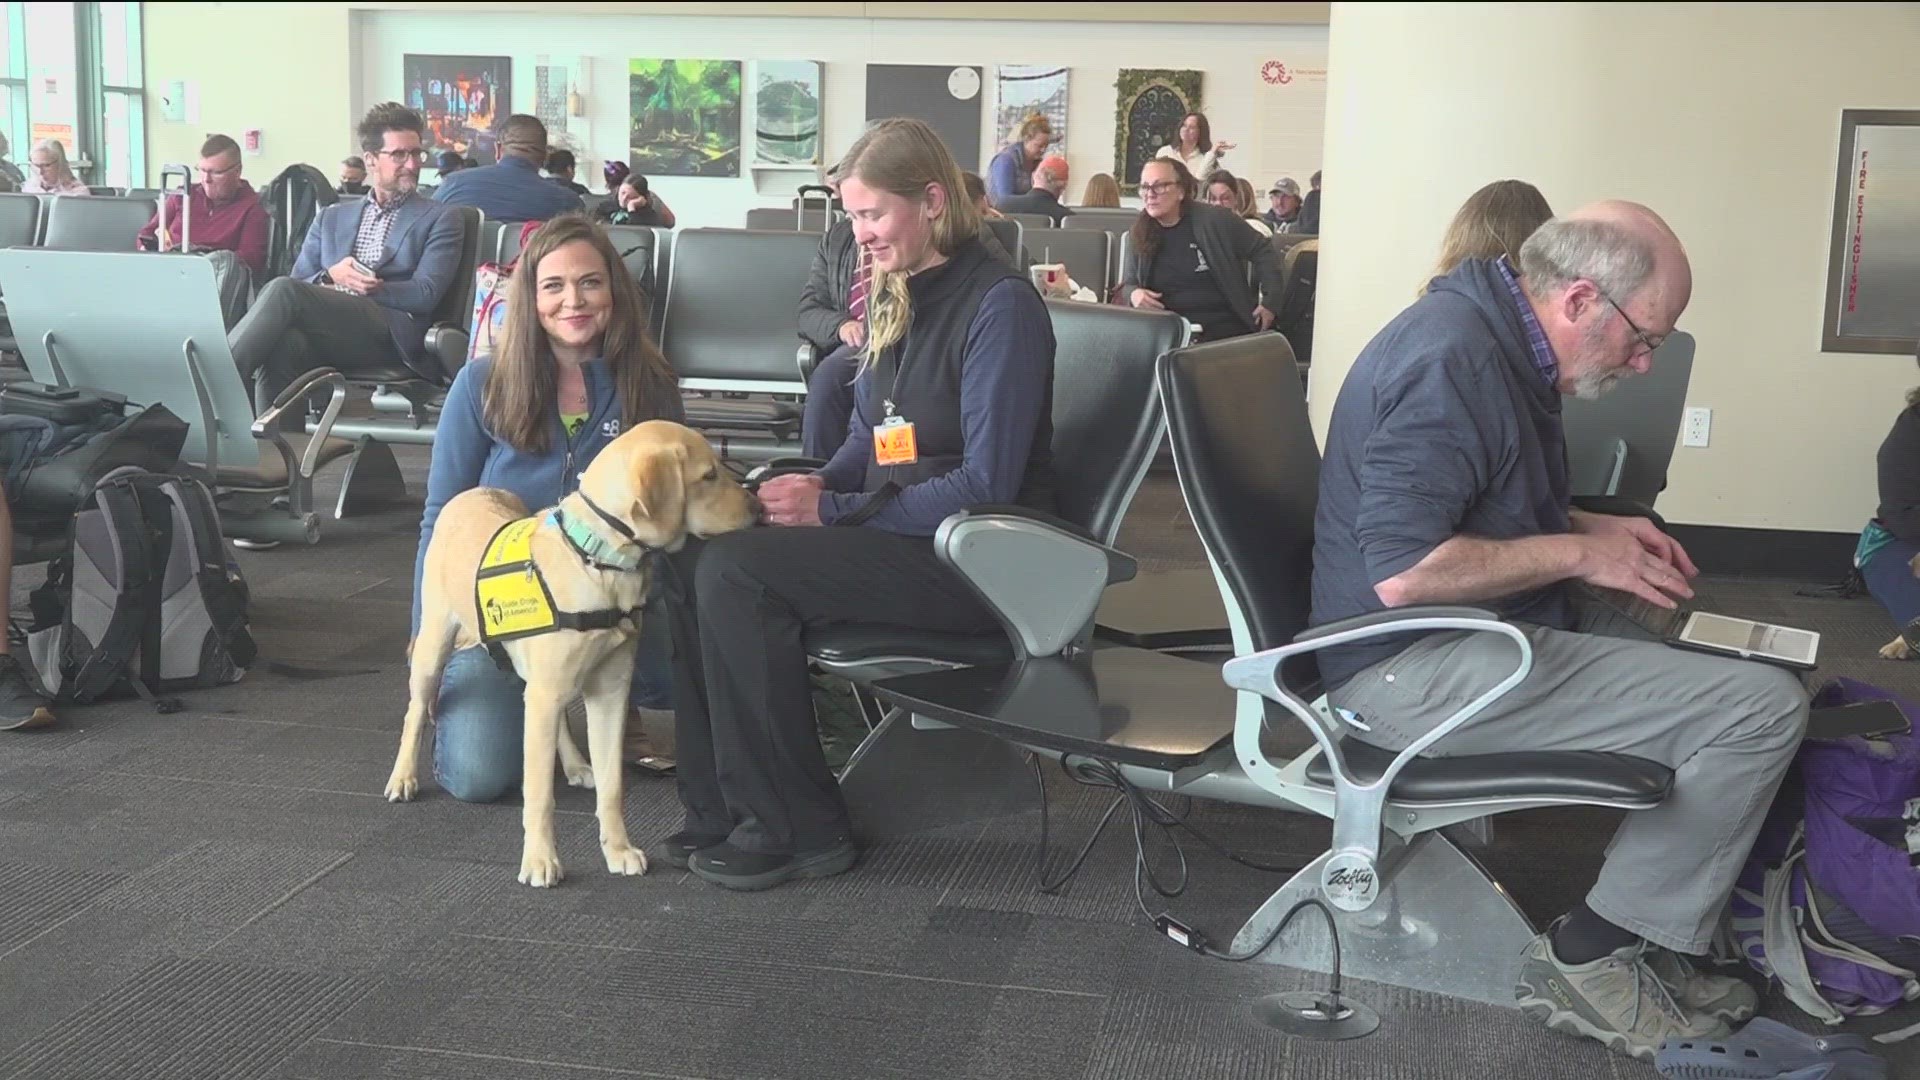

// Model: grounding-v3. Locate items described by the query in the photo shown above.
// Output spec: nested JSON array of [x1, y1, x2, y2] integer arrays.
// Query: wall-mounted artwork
[[1114, 68, 1201, 193], [534, 63, 570, 137], [995, 65, 1068, 156], [754, 60, 822, 166], [405, 54, 510, 160], [866, 64, 984, 173], [629, 58, 743, 177]]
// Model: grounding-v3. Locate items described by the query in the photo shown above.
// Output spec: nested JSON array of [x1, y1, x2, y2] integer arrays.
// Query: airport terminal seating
[[0, 250, 407, 545], [865, 332, 1676, 1007]]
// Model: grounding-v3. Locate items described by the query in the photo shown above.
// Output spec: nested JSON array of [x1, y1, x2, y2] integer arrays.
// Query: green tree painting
[[629, 58, 742, 177]]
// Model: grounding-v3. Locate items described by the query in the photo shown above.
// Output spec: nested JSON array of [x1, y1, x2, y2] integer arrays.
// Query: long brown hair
[[1175, 112, 1212, 154], [839, 118, 982, 362], [1082, 173, 1121, 208], [1130, 158, 1195, 265], [1424, 179, 1554, 294], [483, 214, 674, 452]]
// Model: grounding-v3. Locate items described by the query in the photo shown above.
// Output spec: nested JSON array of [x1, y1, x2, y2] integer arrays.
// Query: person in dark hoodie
[[1311, 202, 1805, 1062], [658, 118, 1054, 891], [412, 214, 684, 802]]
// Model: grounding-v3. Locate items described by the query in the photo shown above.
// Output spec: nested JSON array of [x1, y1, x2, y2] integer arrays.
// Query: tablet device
[[1670, 611, 1820, 671], [1806, 699, 1910, 742]]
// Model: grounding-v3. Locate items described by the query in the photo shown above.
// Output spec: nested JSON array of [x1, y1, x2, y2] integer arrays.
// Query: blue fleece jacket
[[1309, 258, 1573, 689], [411, 355, 684, 633]]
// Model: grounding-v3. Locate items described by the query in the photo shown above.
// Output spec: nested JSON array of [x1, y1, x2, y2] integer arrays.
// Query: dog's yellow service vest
[[476, 517, 560, 643], [473, 514, 646, 659]]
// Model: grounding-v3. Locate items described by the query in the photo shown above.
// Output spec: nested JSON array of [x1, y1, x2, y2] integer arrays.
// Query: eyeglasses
[[200, 161, 240, 178], [1138, 181, 1182, 196], [374, 148, 427, 164], [1599, 291, 1664, 357]]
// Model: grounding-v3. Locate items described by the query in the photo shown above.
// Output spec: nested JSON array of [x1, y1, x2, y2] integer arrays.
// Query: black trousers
[[227, 277, 401, 415], [666, 525, 998, 855]]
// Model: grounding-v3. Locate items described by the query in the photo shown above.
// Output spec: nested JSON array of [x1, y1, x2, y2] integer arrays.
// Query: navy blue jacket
[[1310, 258, 1573, 688], [433, 155, 584, 223]]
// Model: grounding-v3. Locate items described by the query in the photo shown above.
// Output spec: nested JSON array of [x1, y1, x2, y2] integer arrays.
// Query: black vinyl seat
[[803, 301, 1187, 671], [1304, 739, 1672, 805], [658, 229, 816, 453]]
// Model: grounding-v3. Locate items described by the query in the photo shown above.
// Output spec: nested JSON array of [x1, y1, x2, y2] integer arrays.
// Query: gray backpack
[[24, 467, 254, 704]]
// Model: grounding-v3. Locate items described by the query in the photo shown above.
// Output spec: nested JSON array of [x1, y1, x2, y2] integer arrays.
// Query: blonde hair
[[1016, 113, 1052, 142], [1424, 179, 1554, 294], [1082, 173, 1121, 208], [29, 139, 76, 185], [840, 118, 982, 362], [483, 215, 675, 452]]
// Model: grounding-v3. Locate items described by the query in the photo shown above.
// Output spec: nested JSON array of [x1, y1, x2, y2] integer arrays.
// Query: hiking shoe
[[0, 654, 55, 731], [1515, 929, 1730, 1061], [688, 839, 857, 891], [1646, 948, 1759, 1025]]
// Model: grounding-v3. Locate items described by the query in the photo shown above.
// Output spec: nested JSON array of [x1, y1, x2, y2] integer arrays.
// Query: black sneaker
[[0, 654, 55, 731], [650, 830, 726, 871], [688, 839, 857, 891]]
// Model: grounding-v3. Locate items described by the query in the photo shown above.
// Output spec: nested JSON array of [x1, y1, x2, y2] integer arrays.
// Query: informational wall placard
[[866, 64, 984, 173], [1824, 110, 1920, 354], [1249, 56, 1328, 196]]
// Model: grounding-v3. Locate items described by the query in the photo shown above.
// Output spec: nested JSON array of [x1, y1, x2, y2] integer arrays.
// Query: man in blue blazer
[[228, 101, 464, 417]]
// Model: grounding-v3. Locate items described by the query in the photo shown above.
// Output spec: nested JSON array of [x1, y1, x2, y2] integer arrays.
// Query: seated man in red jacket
[[136, 133, 268, 329]]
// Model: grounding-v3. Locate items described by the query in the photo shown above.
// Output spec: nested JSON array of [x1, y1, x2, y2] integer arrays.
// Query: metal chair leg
[[1231, 829, 1537, 1008], [836, 706, 1035, 839], [335, 437, 410, 518]]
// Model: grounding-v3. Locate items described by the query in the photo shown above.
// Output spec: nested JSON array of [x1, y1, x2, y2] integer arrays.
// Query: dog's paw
[[384, 771, 419, 803], [1882, 636, 1912, 661], [518, 846, 565, 888], [563, 762, 595, 789], [603, 843, 649, 877]]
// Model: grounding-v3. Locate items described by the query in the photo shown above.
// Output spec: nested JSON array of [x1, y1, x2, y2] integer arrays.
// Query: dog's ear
[[629, 443, 687, 542]]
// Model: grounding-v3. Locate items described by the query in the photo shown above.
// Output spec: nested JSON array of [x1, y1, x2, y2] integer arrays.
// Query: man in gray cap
[[1265, 177, 1304, 233]]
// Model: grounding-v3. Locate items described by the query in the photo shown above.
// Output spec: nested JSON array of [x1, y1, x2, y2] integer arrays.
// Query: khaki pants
[[1327, 595, 1808, 954]]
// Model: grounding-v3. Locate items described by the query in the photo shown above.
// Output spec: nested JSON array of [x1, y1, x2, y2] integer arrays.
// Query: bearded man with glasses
[[227, 102, 464, 436]]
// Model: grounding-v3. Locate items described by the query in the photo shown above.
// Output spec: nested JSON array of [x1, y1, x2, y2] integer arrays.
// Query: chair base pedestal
[[1253, 990, 1380, 1041], [336, 437, 409, 518], [837, 708, 1035, 840], [1232, 830, 1536, 1008]]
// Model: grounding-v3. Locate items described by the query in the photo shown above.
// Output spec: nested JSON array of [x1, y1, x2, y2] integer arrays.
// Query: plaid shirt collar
[[1496, 256, 1559, 388]]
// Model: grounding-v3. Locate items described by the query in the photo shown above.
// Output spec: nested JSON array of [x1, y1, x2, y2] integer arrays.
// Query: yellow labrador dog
[[1879, 551, 1920, 660], [386, 420, 756, 886]]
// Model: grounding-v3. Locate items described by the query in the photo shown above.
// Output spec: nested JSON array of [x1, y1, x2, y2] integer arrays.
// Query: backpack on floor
[[1725, 677, 1920, 1042], [23, 467, 255, 705]]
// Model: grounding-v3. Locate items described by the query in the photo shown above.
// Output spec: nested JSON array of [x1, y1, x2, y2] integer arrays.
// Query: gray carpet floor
[[1, 448, 1916, 1079]]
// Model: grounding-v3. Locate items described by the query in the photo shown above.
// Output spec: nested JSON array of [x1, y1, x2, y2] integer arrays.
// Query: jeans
[[432, 604, 674, 803], [1861, 536, 1920, 631], [801, 345, 860, 459], [1328, 594, 1809, 955]]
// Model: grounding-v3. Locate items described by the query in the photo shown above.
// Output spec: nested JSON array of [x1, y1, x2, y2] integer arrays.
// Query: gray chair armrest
[[934, 507, 1136, 658], [251, 367, 347, 514], [1221, 606, 1533, 912], [424, 325, 469, 382], [1571, 494, 1666, 531], [797, 341, 821, 383]]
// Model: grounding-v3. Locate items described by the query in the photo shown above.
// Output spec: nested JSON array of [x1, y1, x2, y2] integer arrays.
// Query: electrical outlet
[[1682, 407, 1711, 448]]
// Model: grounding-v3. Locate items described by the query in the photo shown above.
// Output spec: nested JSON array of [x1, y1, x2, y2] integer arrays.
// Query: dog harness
[[475, 493, 659, 670]]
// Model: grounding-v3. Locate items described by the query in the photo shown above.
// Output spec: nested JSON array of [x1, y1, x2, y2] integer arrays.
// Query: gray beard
[[1569, 369, 1624, 400]]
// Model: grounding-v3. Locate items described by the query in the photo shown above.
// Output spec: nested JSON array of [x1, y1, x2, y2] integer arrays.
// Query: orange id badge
[[874, 415, 918, 466]]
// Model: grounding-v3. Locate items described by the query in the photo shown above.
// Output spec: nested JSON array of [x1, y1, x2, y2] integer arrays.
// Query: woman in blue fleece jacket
[[413, 214, 683, 802]]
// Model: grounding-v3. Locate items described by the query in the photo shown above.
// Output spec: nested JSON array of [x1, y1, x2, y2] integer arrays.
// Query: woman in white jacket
[[1155, 112, 1234, 182]]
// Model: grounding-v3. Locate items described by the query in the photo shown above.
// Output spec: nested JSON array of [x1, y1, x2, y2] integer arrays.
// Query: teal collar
[[548, 507, 646, 572]]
